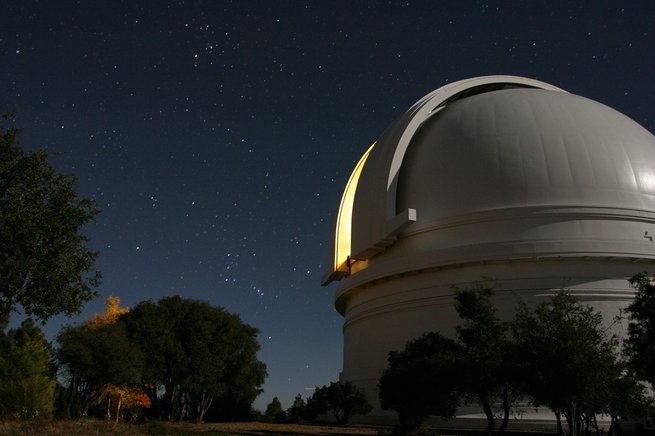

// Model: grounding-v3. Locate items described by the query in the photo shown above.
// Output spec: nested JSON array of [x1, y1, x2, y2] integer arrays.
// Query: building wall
[[338, 258, 645, 415]]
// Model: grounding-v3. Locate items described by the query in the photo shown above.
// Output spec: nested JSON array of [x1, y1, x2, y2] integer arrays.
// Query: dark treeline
[[263, 381, 371, 425], [58, 296, 266, 422], [0, 295, 267, 423], [378, 280, 655, 436]]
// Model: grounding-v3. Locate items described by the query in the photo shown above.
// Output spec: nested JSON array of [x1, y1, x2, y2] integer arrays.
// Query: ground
[[0, 420, 387, 435], [0, 420, 560, 435]]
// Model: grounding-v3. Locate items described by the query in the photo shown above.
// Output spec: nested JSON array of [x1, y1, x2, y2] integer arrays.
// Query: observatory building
[[322, 75, 655, 416]]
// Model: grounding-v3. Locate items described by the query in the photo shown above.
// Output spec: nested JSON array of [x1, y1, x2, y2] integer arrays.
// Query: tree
[[0, 114, 100, 322], [0, 319, 56, 419], [118, 296, 267, 422], [286, 393, 323, 423], [264, 397, 286, 422], [511, 292, 622, 436], [286, 394, 306, 422], [378, 333, 462, 432], [454, 286, 517, 434], [625, 272, 655, 386], [114, 297, 184, 420], [603, 371, 652, 434], [301, 392, 322, 422], [85, 295, 129, 329], [56, 321, 143, 418], [311, 381, 371, 424], [83, 296, 149, 422]]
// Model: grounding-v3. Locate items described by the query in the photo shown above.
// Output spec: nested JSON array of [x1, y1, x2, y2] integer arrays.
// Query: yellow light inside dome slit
[[334, 142, 376, 272]]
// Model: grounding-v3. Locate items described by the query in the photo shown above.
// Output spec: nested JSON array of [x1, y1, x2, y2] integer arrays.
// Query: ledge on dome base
[[322, 209, 416, 286], [352, 208, 417, 260], [321, 256, 353, 285], [321, 269, 348, 286], [321, 256, 368, 286]]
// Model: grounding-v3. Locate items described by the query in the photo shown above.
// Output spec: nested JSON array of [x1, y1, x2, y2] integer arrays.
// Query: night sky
[[2, 1, 654, 411]]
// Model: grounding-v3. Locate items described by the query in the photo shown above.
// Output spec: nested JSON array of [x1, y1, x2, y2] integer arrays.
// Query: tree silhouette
[[0, 113, 100, 322], [0, 319, 56, 419], [379, 332, 462, 432], [625, 272, 655, 387]]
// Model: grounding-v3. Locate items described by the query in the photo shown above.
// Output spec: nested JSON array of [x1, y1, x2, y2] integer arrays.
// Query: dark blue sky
[[2, 1, 654, 410]]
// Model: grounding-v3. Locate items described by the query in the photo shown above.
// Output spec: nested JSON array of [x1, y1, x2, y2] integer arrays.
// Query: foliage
[[286, 394, 307, 422], [84, 296, 148, 422], [57, 296, 265, 423], [85, 296, 129, 329], [0, 114, 100, 322], [310, 381, 372, 424], [511, 292, 622, 436], [0, 319, 56, 419], [118, 296, 267, 422], [56, 321, 144, 418], [625, 272, 655, 387], [378, 333, 462, 432], [264, 397, 286, 422], [454, 286, 517, 434], [603, 372, 653, 434], [0, 320, 56, 419], [378, 288, 645, 435], [101, 385, 151, 423], [300, 392, 322, 422]]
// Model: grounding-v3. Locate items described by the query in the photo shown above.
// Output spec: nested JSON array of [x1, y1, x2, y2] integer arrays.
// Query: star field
[[2, 1, 654, 411]]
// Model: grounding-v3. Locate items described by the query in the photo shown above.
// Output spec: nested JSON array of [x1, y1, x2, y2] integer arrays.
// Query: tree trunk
[[164, 383, 177, 421], [481, 396, 495, 435], [564, 404, 576, 436], [176, 390, 188, 422], [142, 384, 159, 418], [555, 409, 563, 436], [197, 391, 214, 423], [115, 394, 122, 423], [63, 383, 76, 419], [499, 386, 510, 433], [592, 414, 600, 436], [609, 414, 617, 435]]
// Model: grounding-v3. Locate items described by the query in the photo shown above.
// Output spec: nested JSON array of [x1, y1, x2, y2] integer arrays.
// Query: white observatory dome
[[323, 76, 655, 419], [398, 88, 655, 219]]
